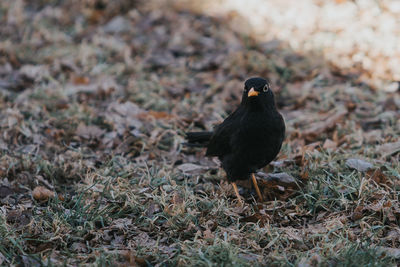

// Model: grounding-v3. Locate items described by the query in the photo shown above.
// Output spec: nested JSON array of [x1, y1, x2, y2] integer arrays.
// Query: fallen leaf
[[0, 185, 14, 198], [300, 170, 309, 180], [32, 186, 55, 201], [376, 141, 400, 157], [133, 255, 152, 267], [367, 201, 383, 212], [351, 205, 364, 220], [146, 203, 161, 218], [112, 218, 133, 229], [284, 227, 303, 241], [72, 76, 90, 85], [366, 168, 388, 185], [105, 101, 143, 135], [257, 172, 298, 187], [269, 159, 295, 168], [71, 242, 87, 253], [322, 139, 337, 150], [203, 229, 214, 240], [103, 16, 131, 33], [20, 255, 41, 267], [19, 64, 49, 82], [6, 210, 32, 226], [385, 229, 400, 242], [76, 123, 105, 139], [346, 158, 373, 172], [177, 163, 206, 174], [377, 247, 400, 259], [302, 108, 348, 141], [361, 118, 383, 131], [145, 110, 173, 119], [363, 130, 382, 144], [257, 172, 299, 200]]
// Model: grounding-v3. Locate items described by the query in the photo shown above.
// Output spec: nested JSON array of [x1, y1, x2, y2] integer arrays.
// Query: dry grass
[[0, 0, 399, 266]]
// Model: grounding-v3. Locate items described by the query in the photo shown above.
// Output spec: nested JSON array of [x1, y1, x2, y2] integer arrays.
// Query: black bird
[[185, 77, 285, 203]]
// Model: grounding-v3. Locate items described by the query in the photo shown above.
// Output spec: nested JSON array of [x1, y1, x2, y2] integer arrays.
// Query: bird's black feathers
[[185, 131, 213, 147], [185, 77, 285, 182]]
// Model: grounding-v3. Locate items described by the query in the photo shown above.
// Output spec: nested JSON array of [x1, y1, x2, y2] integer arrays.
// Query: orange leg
[[232, 182, 243, 204], [251, 173, 264, 201]]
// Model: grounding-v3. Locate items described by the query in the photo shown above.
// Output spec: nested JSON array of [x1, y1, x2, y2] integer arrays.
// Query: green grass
[[0, 0, 399, 266]]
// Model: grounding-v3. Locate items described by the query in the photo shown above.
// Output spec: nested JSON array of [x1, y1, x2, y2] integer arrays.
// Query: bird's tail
[[184, 131, 213, 147]]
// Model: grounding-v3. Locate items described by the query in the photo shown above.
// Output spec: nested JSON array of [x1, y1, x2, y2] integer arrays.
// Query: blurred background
[[177, 0, 400, 91]]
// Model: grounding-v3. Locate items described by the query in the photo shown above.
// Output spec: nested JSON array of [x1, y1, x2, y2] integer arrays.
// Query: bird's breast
[[237, 111, 284, 161]]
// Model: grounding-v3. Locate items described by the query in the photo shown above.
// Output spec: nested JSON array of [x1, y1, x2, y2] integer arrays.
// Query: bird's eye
[[263, 84, 269, 92]]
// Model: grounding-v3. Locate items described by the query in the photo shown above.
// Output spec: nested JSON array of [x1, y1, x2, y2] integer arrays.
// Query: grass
[[0, 0, 399, 266]]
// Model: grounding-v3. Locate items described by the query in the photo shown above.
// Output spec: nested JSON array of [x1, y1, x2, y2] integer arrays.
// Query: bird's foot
[[252, 173, 264, 202], [232, 182, 243, 206]]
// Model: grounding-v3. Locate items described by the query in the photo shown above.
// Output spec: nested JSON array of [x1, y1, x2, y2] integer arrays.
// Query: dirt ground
[[0, 0, 399, 266]]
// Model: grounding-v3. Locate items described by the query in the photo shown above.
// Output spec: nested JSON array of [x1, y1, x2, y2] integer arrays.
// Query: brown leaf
[[345, 100, 357, 111], [302, 108, 347, 141], [6, 210, 32, 226], [293, 154, 305, 166], [257, 172, 299, 200], [55, 99, 69, 109], [303, 141, 321, 152], [133, 255, 151, 267], [72, 76, 90, 85], [351, 205, 364, 220], [300, 170, 309, 180], [32, 186, 55, 201], [146, 110, 173, 119], [45, 128, 65, 141], [366, 168, 388, 185]]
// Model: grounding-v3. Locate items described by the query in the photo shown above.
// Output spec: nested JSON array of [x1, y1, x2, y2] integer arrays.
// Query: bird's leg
[[251, 173, 264, 201], [232, 182, 243, 204]]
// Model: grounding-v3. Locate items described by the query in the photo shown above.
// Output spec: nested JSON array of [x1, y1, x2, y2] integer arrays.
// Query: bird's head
[[241, 77, 275, 109]]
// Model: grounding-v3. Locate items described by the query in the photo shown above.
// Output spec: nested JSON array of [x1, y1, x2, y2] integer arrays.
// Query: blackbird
[[185, 77, 285, 203]]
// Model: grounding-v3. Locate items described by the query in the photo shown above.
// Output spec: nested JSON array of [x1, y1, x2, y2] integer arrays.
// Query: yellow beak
[[248, 87, 259, 97]]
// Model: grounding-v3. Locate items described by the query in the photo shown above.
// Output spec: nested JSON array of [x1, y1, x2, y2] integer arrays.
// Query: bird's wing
[[206, 108, 242, 157]]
